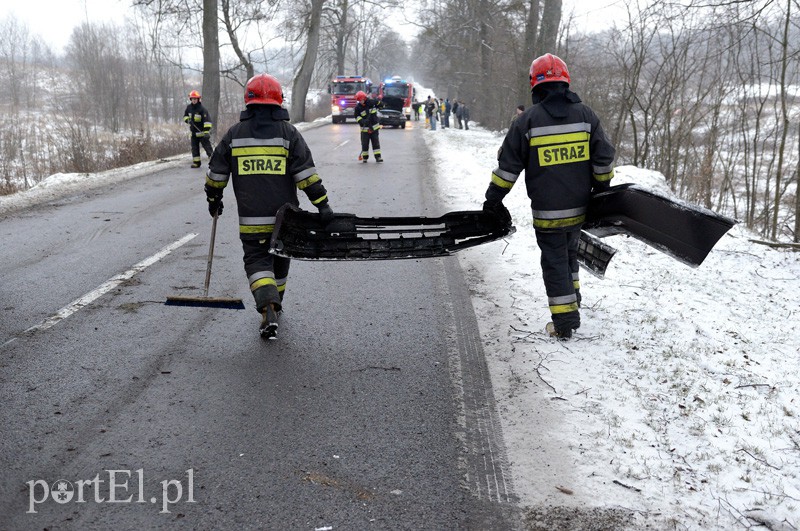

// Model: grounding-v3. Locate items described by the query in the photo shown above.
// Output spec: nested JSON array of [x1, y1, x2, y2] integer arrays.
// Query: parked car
[[377, 95, 407, 129]]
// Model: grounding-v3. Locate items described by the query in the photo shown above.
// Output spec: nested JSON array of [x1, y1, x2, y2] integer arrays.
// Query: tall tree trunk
[[537, 0, 562, 54], [520, 0, 540, 101], [291, 0, 324, 122], [795, 120, 800, 242], [202, 0, 220, 139], [479, 0, 491, 94], [771, 0, 790, 240], [335, 0, 349, 75]]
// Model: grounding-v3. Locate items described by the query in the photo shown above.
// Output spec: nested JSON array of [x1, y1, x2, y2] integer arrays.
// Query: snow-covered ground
[[424, 124, 800, 529], [2, 113, 798, 530]]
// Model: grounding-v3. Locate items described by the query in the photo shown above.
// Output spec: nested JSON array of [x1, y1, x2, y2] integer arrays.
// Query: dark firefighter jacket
[[205, 105, 329, 241], [486, 83, 615, 232], [183, 102, 213, 135], [354, 97, 383, 132]]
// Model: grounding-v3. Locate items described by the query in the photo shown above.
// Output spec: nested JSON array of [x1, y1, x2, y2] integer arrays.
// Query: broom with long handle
[[165, 213, 245, 309]]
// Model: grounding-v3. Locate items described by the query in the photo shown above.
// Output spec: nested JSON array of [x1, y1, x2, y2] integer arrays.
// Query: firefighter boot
[[546, 322, 573, 340], [191, 160, 201, 168], [259, 304, 279, 339], [375, 154, 383, 163]]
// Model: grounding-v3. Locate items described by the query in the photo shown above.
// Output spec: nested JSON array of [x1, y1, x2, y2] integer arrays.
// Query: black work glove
[[318, 204, 334, 222], [205, 184, 223, 217], [483, 200, 512, 228], [207, 197, 223, 217]]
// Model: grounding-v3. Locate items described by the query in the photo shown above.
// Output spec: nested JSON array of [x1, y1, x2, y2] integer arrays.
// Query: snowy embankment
[[424, 124, 800, 529], [0, 118, 330, 218]]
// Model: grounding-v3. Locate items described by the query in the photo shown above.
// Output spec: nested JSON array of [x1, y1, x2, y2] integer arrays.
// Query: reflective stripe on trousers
[[535, 229, 581, 331]]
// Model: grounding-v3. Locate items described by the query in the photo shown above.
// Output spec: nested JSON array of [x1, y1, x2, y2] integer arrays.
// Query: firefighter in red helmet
[[205, 74, 334, 339], [353, 90, 384, 162], [481, 53, 616, 339], [183, 90, 213, 167]]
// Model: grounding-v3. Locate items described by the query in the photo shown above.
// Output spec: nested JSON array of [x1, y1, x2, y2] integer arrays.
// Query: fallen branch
[[613, 479, 642, 492], [736, 448, 782, 470], [735, 383, 773, 390], [532, 356, 557, 393], [749, 239, 800, 251]]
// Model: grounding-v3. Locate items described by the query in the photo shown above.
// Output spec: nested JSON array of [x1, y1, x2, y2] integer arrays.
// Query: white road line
[[336, 140, 350, 148], [23, 233, 198, 335]]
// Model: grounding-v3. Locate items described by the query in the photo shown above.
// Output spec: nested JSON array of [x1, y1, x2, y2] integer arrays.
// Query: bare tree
[[291, 0, 325, 122], [770, 0, 793, 240], [536, 0, 562, 54], [0, 15, 31, 109], [203, 0, 221, 135]]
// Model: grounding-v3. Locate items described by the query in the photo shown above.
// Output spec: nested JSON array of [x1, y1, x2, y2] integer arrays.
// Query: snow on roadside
[[424, 124, 800, 529], [0, 157, 184, 217], [0, 118, 329, 218]]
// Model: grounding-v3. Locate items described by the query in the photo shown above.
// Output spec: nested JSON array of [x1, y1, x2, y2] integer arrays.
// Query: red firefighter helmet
[[244, 74, 283, 106], [355, 91, 367, 102], [529, 53, 570, 88], [188, 90, 201, 100]]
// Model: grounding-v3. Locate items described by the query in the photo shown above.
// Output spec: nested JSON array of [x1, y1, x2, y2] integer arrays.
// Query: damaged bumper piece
[[270, 204, 515, 260], [581, 183, 737, 276], [271, 184, 736, 279]]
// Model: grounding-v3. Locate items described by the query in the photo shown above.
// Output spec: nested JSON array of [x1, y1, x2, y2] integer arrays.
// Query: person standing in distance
[[183, 90, 213, 167], [204, 74, 334, 339], [481, 53, 615, 339]]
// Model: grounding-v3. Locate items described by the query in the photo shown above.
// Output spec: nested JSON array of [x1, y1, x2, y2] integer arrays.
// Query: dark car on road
[[378, 95, 407, 129]]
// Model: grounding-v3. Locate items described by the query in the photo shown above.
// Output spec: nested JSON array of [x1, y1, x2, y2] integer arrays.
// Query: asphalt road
[[0, 119, 518, 529]]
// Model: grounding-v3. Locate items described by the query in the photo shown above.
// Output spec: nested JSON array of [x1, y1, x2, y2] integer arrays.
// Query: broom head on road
[[165, 294, 245, 309], [165, 213, 245, 310]]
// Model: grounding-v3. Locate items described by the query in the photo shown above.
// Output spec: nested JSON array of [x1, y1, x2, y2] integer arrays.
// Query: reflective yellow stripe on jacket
[[532, 206, 587, 230]]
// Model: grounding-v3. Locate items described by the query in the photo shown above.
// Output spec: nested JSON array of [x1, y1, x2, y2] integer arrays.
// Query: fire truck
[[329, 75, 372, 124], [378, 76, 415, 120]]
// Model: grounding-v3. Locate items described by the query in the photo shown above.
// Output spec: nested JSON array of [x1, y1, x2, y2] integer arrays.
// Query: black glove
[[318, 204, 334, 222], [205, 184, 223, 217], [483, 200, 512, 228], [207, 197, 223, 217]]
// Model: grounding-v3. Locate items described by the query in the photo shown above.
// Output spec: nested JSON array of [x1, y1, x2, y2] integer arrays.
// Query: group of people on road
[[190, 51, 615, 341], [421, 96, 470, 131]]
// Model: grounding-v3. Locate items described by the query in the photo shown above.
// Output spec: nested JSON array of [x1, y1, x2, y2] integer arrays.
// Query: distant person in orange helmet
[[183, 90, 213, 167]]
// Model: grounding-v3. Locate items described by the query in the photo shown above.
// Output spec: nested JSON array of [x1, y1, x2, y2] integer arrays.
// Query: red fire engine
[[329, 75, 372, 124]]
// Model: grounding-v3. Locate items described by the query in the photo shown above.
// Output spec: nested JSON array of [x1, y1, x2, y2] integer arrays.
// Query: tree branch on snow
[[532, 353, 558, 394], [736, 448, 782, 470], [612, 479, 642, 492], [749, 239, 800, 251], [735, 383, 773, 389]]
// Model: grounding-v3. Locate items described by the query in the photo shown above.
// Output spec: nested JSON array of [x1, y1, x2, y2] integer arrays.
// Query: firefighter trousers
[[241, 239, 290, 313], [535, 229, 581, 332], [360, 130, 381, 159], [191, 134, 213, 163]]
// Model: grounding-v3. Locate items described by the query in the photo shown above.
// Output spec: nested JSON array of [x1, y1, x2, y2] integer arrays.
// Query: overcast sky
[[3, 0, 129, 51], [3, 0, 628, 54]]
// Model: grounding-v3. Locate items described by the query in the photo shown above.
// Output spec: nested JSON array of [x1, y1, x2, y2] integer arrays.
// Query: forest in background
[[0, 0, 798, 242]]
